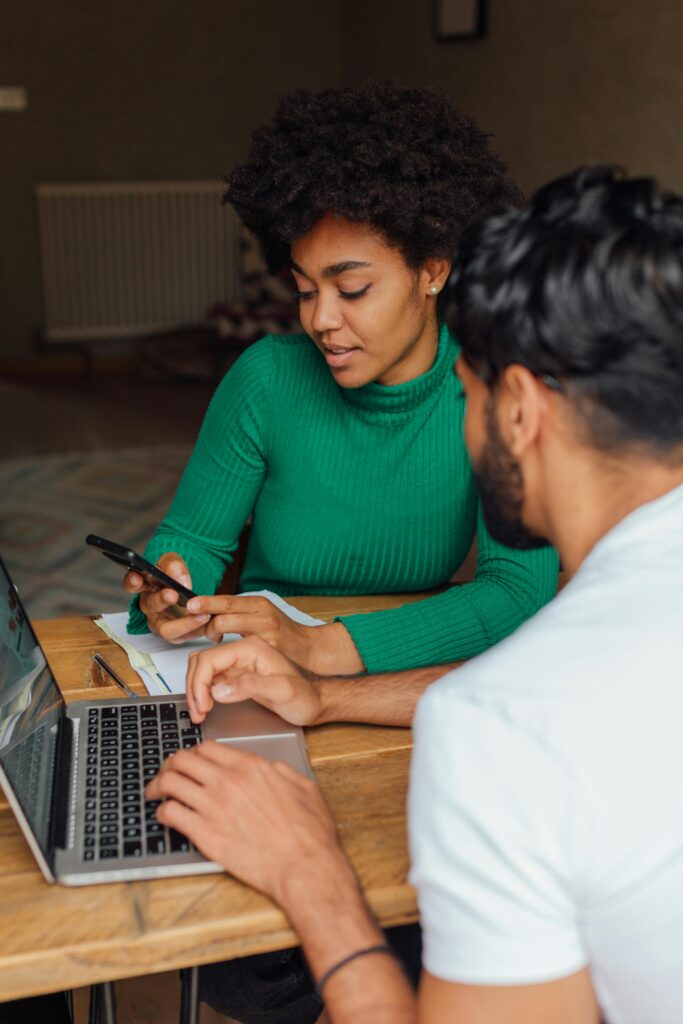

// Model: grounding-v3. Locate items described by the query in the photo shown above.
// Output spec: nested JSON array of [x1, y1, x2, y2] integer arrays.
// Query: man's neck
[[543, 451, 683, 576]]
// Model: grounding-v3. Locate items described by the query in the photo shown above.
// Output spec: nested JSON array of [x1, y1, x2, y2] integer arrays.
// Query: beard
[[472, 401, 550, 551]]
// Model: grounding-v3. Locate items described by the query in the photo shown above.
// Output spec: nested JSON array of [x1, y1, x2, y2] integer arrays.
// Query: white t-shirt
[[409, 483, 683, 1024]]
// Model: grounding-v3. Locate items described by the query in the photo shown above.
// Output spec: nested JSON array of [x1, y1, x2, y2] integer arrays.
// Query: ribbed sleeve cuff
[[339, 550, 558, 674], [337, 591, 491, 674], [127, 596, 149, 634]]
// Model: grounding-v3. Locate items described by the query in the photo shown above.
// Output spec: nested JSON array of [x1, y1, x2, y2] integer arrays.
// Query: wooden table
[[0, 594, 423, 1003]]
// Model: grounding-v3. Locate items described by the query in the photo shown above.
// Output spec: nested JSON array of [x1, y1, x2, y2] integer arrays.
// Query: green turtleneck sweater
[[128, 327, 558, 671]]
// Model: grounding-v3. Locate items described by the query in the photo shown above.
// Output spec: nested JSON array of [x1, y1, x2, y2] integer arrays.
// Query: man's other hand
[[185, 637, 324, 727]]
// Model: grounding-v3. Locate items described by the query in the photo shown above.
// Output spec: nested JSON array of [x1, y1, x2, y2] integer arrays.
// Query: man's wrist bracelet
[[316, 943, 396, 998]]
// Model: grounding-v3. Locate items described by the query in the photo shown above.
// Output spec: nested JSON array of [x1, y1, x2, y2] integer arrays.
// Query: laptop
[[0, 555, 313, 885]]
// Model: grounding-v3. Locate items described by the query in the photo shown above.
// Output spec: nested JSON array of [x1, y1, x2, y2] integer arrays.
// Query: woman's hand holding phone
[[123, 552, 213, 643]]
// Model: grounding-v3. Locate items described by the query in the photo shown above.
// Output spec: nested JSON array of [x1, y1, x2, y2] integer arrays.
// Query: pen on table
[[155, 671, 172, 695], [92, 653, 139, 699]]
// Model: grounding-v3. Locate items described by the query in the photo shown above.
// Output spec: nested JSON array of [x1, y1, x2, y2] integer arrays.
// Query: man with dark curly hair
[[152, 166, 683, 1024], [126, 82, 558, 695]]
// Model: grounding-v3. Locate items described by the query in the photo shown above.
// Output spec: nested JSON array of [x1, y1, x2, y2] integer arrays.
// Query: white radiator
[[36, 180, 241, 342]]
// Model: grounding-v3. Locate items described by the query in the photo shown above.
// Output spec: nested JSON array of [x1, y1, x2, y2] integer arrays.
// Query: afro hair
[[223, 81, 522, 272]]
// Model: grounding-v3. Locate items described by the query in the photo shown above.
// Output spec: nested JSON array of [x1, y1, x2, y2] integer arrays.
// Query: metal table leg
[[100, 982, 116, 1024], [88, 984, 98, 1024], [179, 966, 200, 1024], [88, 982, 117, 1024]]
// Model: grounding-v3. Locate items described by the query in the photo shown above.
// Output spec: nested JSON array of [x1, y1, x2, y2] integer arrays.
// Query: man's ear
[[497, 365, 545, 457]]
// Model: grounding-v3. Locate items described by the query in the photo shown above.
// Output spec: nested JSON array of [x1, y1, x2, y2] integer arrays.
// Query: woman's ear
[[421, 258, 452, 296]]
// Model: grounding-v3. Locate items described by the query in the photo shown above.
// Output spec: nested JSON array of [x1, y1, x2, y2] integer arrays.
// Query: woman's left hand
[[185, 594, 364, 675]]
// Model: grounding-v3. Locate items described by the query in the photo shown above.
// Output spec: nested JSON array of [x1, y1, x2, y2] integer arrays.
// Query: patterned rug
[[0, 445, 191, 620]]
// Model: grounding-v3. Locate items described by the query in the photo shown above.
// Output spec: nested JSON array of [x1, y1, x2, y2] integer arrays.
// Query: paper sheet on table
[[94, 590, 325, 696]]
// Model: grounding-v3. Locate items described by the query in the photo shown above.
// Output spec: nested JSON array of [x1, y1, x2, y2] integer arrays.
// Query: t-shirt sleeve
[[127, 340, 275, 633], [408, 681, 587, 984], [337, 502, 559, 672]]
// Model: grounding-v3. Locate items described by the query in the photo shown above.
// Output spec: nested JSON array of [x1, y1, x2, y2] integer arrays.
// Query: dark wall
[[4, 0, 682, 360], [342, 0, 683, 196], [0, 0, 342, 358]]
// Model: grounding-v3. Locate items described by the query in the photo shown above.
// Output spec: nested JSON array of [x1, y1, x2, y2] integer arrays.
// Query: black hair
[[223, 81, 521, 277], [451, 165, 683, 453]]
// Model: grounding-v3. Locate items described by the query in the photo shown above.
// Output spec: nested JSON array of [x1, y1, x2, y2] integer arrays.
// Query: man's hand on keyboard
[[185, 637, 324, 728], [145, 740, 348, 906]]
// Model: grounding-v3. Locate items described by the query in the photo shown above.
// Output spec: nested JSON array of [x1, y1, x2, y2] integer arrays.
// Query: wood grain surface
[[0, 597, 418, 1002]]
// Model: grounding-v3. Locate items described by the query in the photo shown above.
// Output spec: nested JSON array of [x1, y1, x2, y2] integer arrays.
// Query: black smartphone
[[85, 534, 197, 607]]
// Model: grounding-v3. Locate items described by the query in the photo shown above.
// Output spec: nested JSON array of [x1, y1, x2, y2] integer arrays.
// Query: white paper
[[96, 590, 324, 696]]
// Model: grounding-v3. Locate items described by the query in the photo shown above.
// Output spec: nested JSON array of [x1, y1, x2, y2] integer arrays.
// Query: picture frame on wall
[[434, 0, 486, 40]]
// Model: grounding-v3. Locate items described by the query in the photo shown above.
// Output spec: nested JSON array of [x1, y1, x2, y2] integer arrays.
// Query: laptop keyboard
[[82, 702, 202, 863], [2, 723, 46, 811]]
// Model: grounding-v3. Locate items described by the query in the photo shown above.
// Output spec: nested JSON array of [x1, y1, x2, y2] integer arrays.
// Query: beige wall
[[0, 0, 342, 358], [342, 0, 683, 196]]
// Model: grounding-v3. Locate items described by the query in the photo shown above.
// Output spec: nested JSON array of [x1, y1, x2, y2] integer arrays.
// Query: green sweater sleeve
[[337, 503, 559, 673], [127, 342, 274, 633]]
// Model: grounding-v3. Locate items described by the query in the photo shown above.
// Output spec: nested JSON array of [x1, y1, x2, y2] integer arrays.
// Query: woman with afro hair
[[125, 81, 559, 1024], [127, 81, 558, 683]]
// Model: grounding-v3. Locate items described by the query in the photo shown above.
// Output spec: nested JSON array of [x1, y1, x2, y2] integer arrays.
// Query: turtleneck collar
[[340, 323, 459, 417]]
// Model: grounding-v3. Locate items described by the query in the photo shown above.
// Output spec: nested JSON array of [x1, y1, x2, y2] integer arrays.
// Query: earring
[[429, 285, 439, 295]]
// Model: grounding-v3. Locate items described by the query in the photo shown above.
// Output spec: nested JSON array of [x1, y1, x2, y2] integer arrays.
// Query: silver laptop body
[[0, 556, 313, 886]]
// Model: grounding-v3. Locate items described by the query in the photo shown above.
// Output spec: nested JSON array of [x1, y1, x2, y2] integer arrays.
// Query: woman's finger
[[123, 571, 144, 594], [140, 587, 177, 616], [205, 612, 274, 643], [156, 553, 193, 588], [186, 595, 268, 616], [157, 612, 211, 644]]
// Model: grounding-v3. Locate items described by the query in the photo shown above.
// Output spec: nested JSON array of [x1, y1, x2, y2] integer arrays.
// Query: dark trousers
[[185, 923, 422, 1024], [2, 993, 72, 1024]]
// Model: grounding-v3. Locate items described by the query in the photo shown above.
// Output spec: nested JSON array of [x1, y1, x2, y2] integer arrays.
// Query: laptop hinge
[[48, 714, 74, 853]]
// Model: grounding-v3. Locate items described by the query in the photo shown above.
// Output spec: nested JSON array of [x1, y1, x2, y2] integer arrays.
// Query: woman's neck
[[341, 323, 455, 418]]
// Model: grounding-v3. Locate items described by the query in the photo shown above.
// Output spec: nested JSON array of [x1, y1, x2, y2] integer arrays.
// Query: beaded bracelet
[[316, 943, 396, 998]]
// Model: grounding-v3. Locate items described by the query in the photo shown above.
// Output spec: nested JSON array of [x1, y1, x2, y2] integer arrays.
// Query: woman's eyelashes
[[340, 284, 371, 301], [294, 283, 371, 302]]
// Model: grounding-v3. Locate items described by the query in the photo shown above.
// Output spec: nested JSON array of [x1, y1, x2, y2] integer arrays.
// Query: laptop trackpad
[[203, 699, 298, 739], [216, 735, 310, 776], [203, 700, 312, 777]]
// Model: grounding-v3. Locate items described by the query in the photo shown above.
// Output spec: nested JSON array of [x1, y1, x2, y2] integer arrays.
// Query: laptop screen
[[0, 558, 65, 857]]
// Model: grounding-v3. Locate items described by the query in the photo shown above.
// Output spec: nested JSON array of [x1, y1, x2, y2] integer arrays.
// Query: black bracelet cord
[[316, 943, 396, 998]]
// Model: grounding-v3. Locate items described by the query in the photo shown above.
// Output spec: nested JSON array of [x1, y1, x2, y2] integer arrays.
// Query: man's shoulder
[[425, 577, 600, 703], [423, 549, 683, 725], [412, 523, 683, 1000]]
